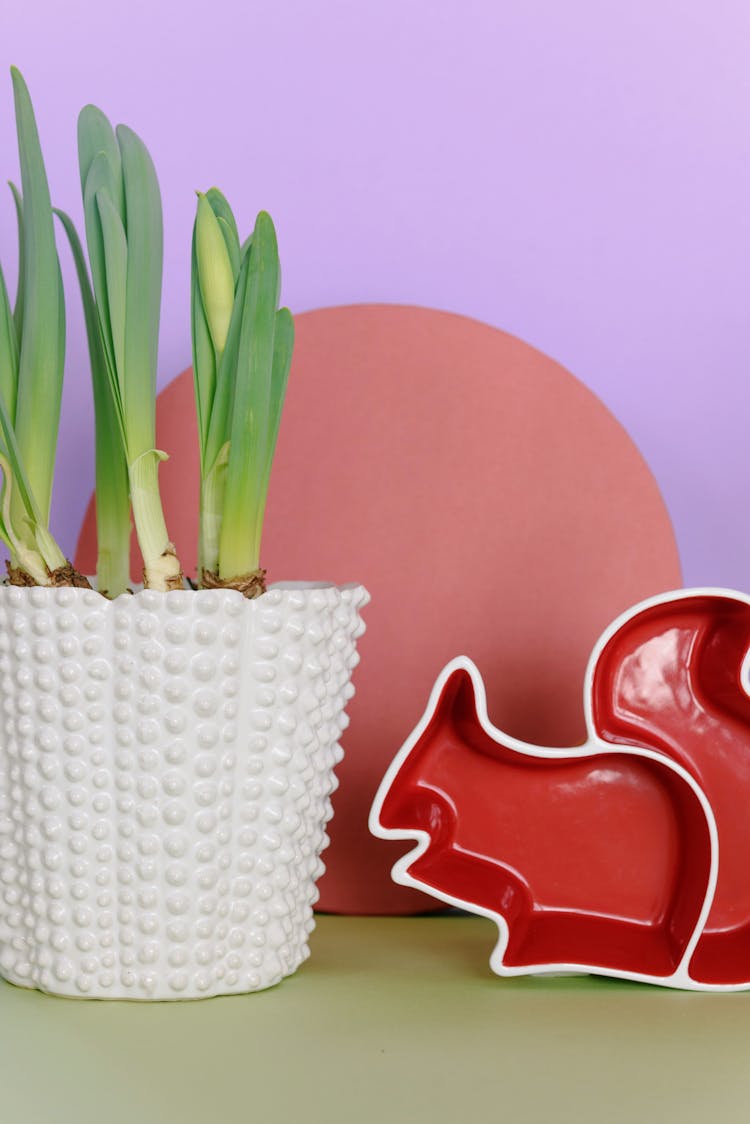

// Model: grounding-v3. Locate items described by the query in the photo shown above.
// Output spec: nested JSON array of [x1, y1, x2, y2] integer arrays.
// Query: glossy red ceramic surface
[[594, 593, 750, 985], [371, 589, 750, 989]]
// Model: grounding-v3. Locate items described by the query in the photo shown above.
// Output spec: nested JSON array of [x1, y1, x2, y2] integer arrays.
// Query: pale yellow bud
[[195, 192, 234, 354]]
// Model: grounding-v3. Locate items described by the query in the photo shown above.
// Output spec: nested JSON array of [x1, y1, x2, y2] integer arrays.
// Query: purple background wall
[[2, 1, 749, 587]]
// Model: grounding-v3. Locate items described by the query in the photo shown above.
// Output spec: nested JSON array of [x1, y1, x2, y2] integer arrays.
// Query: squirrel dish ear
[[415, 660, 488, 757], [370, 657, 486, 835]]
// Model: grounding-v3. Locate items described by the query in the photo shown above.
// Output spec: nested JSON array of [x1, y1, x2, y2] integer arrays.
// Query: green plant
[[0, 68, 83, 587], [192, 192, 293, 595], [54, 208, 131, 598], [73, 103, 183, 592], [0, 70, 294, 599]]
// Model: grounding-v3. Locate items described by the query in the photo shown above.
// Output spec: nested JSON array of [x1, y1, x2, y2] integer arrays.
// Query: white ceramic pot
[[0, 580, 368, 1000]]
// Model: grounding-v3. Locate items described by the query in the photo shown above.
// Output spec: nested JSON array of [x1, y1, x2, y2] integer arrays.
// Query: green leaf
[[204, 250, 249, 473], [251, 306, 294, 550], [116, 123, 162, 451], [266, 306, 293, 477], [34, 520, 66, 572], [218, 210, 281, 578], [0, 451, 17, 548], [0, 353, 44, 528], [55, 207, 131, 596], [95, 188, 128, 400], [217, 216, 241, 281], [205, 187, 240, 239], [204, 187, 241, 280], [0, 258, 18, 425], [8, 181, 24, 340], [77, 105, 124, 221], [55, 203, 124, 448], [10, 65, 65, 527], [0, 451, 50, 583], [53, 206, 113, 404], [191, 220, 216, 470], [196, 250, 250, 578], [82, 150, 122, 380]]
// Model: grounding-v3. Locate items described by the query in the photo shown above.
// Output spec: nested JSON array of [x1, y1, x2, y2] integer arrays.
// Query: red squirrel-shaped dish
[[370, 588, 750, 990]]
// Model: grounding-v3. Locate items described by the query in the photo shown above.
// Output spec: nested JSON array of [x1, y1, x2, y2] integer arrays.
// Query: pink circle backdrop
[[75, 305, 682, 914]]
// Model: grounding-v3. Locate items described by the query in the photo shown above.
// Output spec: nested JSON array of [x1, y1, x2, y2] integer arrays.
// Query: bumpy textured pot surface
[[0, 582, 368, 999]]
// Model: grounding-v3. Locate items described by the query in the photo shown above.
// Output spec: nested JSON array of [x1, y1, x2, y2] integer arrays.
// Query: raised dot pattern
[[0, 582, 368, 999]]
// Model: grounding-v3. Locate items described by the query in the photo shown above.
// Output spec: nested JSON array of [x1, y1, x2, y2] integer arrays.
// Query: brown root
[[5, 562, 36, 586], [5, 560, 92, 590], [201, 567, 267, 599], [49, 564, 92, 589]]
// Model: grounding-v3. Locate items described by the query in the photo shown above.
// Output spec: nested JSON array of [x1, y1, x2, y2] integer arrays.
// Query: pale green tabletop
[[0, 914, 748, 1123]]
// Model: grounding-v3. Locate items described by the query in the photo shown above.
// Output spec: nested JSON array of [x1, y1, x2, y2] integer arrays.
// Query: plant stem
[[198, 457, 226, 578], [95, 505, 131, 595], [129, 451, 181, 590]]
